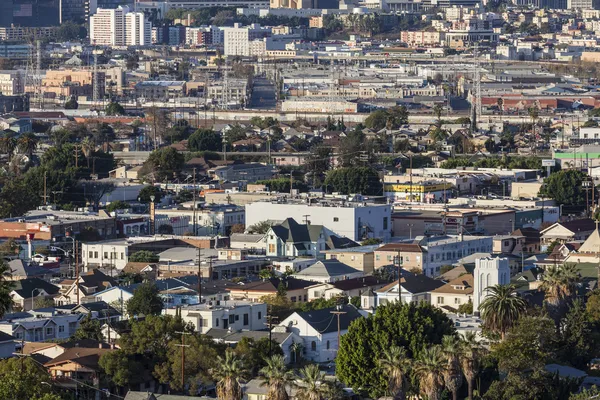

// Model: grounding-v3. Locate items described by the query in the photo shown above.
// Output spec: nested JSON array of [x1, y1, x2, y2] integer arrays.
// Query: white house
[[275, 304, 365, 363], [94, 286, 135, 315], [164, 301, 267, 334], [82, 240, 130, 271], [473, 257, 510, 313], [294, 260, 363, 283], [0, 311, 83, 342], [363, 269, 445, 310]]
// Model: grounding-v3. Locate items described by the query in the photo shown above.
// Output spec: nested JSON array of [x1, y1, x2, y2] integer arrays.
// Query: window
[[229, 315, 235, 324], [215, 319, 219, 327], [89, 251, 93, 259], [311, 341, 316, 351], [46, 327, 53, 335], [383, 217, 388, 230], [235, 315, 239, 321], [94, 252, 98, 259], [58, 326, 64, 333], [243, 313, 249, 325], [455, 298, 461, 304], [376, 255, 380, 261], [326, 340, 330, 350], [104, 252, 108, 259], [268, 244, 275, 253], [437, 297, 444, 304], [121, 253, 124, 260], [333, 217, 339, 222], [291, 296, 297, 302], [258, 311, 262, 319]]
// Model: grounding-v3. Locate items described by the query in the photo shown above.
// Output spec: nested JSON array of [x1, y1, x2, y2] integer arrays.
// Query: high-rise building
[[222, 23, 271, 56], [0, 0, 60, 27], [90, 6, 151, 46], [59, 0, 89, 23], [567, 0, 593, 8]]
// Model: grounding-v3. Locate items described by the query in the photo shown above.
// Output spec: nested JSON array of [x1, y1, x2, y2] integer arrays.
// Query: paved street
[[248, 76, 277, 110]]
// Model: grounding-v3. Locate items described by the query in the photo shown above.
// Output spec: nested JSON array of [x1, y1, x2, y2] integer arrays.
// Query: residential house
[[430, 274, 474, 312], [55, 270, 117, 305], [306, 276, 389, 301], [323, 245, 378, 274], [294, 260, 363, 283], [23, 338, 111, 364], [71, 301, 121, 325], [0, 332, 15, 358], [275, 304, 365, 363], [0, 310, 83, 342], [364, 270, 445, 309], [164, 301, 267, 334], [10, 278, 60, 311], [227, 277, 314, 303], [265, 218, 357, 259], [45, 347, 114, 392], [5, 259, 54, 281], [535, 242, 580, 269], [540, 219, 596, 246]]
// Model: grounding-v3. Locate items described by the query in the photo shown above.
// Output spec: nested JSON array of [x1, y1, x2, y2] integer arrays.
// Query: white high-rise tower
[[473, 257, 510, 313]]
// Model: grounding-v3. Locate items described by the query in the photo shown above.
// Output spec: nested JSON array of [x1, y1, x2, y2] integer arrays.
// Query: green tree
[[33, 296, 55, 309], [378, 346, 411, 400], [570, 386, 600, 399], [138, 185, 162, 204], [56, 21, 86, 41], [127, 250, 159, 263], [17, 132, 38, 157], [441, 335, 463, 400], [558, 299, 598, 369], [142, 147, 185, 181], [106, 200, 130, 213], [586, 289, 600, 322], [336, 302, 455, 398], [324, 167, 381, 195], [247, 221, 271, 234], [126, 282, 163, 316], [0, 261, 13, 318], [460, 332, 485, 400], [99, 349, 147, 389], [73, 313, 104, 341], [0, 358, 62, 400], [413, 345, 446, 400], [234, 337, 283, 376], [64, 97, 78, 110], [361, 238, 382, 246], [306, 146, 332, 188], [211, 349, 248, 400], [540, 264, 580, 307], [296, 364, 328, 400], [105, 101, 126, 116], [256, 178, 308, 193], [365, 110, 390, 131], [157, 224, 174, 234], [539, 169, 589, 206], [259, 355, 295, 400], [479, 284, 527, 340], [155, 333, 225, 393], [188, 129, 222, 152]]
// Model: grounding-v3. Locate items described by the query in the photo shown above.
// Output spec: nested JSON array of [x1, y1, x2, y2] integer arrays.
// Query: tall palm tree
[[378, 345, 411, 400], [0, 135, 16, 159], [289, 342, 304, 365], [81, 136, 94, 168], [17, 133, 38, 158], [296, 364, 325, 400], [559, 263, 580, 298], [441, 335, 463, 400], [479, 284, 527, 340], [210, 350, 248, 400], [259, 355, 295, 400], [413, 346, 446, 400], [460, 332, 484, 400], [540, 265, 564, 305]]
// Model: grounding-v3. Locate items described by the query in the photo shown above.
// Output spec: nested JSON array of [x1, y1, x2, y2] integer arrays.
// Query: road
[[248, 76, 277, 110]]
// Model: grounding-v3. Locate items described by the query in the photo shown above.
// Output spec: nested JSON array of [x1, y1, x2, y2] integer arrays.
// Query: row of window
[[436, 297, 463, 305], [88, 251, 125, 260]]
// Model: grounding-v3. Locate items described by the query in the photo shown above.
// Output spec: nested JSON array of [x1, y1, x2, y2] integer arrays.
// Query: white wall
[[473, 257, 510, 313]]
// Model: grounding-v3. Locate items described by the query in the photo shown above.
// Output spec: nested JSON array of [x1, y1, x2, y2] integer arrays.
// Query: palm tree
[[0, 135, 16, 159], [378, 345, 411, 400], [289, 342, 304, 365], [540, 265, 564, 305], [211, 350, 248, 400], [413, 346, 446, 400], [479, 284, 527, 340], [559, 263, 580, 298], [441, 335, 463, 400], [259, 355, 295, 400], [460, 332, 484, 400], [17, 133, 38, 158], [296, 364, 326, 400], [81, 136, 94, 168]]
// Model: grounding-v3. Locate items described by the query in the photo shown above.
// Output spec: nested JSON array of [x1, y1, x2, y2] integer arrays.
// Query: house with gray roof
[[294, 260, 363, 283], [265, 218, 357, 259]]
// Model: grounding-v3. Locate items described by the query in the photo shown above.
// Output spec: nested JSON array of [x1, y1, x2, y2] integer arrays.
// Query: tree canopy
[[126, 281, 164, 316], [336, 302, 455, 398], [324, 167, 381, 195], [540, 169, 591, 207], [188, 129, 222, 152], [129, 250, 160, 263]]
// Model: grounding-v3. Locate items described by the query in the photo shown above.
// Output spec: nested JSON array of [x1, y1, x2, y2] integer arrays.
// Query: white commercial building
[[245, 200, 392, 242], [90, 6, 151, 47], [81, 240, 129, 271], [164, 301, 267, 334], [222, 23, 271, 56]]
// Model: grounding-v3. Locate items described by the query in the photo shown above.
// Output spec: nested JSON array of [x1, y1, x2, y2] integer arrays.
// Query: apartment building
[[164, 301, 267, 334], [207, 79, 249, 105], [41, 69, 105, 99], [222, 23, 271, 56], [400, 31, 444, 47], [0, 26, 57, 41], [90, 6, 151, 46], [0, 71, 24, 96]]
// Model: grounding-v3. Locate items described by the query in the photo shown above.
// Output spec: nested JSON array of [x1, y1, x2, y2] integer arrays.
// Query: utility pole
[[175, 331, 191, 392], [43, 170, 48, 205], [75, 240, 80, 304], [330, 306, 347, 355], [192, 168, 197, 236], [197, 245, 202, 304], [264, 306, 278, 357]]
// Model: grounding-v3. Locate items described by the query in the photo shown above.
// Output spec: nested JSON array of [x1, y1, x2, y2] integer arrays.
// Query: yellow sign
[[384, 183, 453, 192]]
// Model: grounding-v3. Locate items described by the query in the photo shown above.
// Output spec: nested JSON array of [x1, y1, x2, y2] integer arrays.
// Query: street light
[[407, 223, 414, 240]]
